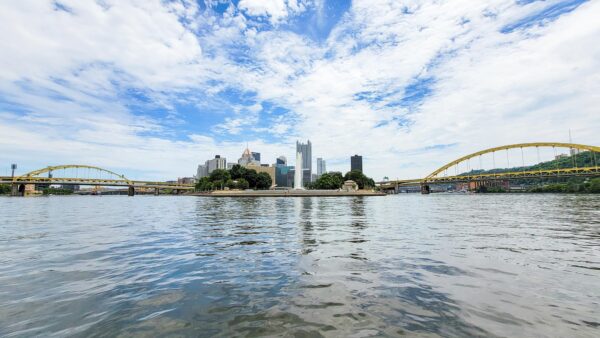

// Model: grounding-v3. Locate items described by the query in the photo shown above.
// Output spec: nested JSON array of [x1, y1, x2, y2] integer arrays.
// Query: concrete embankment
[[190, 190, 386, 197]]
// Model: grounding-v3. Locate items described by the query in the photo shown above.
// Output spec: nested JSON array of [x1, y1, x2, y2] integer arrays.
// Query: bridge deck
[[378, 166, 600, 189], [0, 177, 195, 190]]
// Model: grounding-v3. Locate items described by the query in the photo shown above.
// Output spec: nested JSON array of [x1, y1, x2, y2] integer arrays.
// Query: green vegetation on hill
[[528, 178, 600, 193], [475, 178, 600, 194], [195, 165, 272, 191], [458, 151, 600, 194], [461, 150, 599, 176]]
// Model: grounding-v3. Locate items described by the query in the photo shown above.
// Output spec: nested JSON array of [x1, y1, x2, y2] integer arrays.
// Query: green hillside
[[457, 151, 600, 193], [460, 150, 599, 176]]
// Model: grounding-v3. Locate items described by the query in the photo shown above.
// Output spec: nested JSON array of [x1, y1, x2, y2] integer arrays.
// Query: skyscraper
[[276, 156, 287, 165], [206, 155, 227, 173], [251, 152, 261, 162], [197, 164, 208, 178], [294, 151, 304, 189], [238, 147, 259, 166], [317, 158, 326, 176], [351, 155, 363, 172], [296, 140, 312, 184], [275, 164, 294, 187]]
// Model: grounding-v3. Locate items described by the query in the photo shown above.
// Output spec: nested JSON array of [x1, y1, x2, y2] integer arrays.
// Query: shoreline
[[190, 190, 386, 197]]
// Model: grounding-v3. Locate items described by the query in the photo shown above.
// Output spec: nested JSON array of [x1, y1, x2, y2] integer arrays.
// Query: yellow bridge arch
[[15, 164, 132, 185], [425, 142, 600, 181]]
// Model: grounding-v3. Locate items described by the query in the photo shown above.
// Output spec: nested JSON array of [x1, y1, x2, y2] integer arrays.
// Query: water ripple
[[0, 194, 599, 337]]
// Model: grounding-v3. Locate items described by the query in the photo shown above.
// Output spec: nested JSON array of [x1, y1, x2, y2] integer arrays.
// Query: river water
[[0, 194, 599, 337]]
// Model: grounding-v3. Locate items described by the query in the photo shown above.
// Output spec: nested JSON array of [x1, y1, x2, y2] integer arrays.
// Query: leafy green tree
[[229, 164, 247, 179], [210, 169, 230, 182], [312, 172, 344, 189], [344, 170, 375, 189], [243, 169, 258, 188], [589, 178, 600, 193], [195, 177, 212, 191], [226, 179, 236, 189], [255, 172, 272, 190], [0, 184, 10, 195], [329, 171, 344, 181], [212, 180, 225, 190], [236, 178, 250, 190]]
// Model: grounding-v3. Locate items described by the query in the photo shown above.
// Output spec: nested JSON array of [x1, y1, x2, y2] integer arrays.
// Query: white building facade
[[317, 158, 326, 177], [207, 155, 227, 173], [197, 155, 227, 179]]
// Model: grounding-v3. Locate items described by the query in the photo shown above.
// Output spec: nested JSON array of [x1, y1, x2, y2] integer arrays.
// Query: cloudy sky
[[0, 0, 598, 180]]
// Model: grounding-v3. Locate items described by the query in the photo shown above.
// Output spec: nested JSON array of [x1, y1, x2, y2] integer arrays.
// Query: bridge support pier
[[10, 183, 24, 197], [128, 186, 135, 196], [421, 184, 430, 194], [154, 188, 159, 196]]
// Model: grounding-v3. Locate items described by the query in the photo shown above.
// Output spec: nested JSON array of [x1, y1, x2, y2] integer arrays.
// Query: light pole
[[10, 164, 17, 196]]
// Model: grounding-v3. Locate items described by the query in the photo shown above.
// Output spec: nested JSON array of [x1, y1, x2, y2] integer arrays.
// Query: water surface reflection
[[0, 194, 599, 337]]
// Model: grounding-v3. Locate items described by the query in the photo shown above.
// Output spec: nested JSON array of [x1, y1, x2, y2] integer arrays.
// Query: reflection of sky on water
[[0, 195, 599, 337]]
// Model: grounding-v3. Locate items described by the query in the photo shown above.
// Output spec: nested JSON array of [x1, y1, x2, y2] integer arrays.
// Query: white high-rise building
[[317, 158, 326, 177], [197, 155, 226, 179], [206, 155, 227, 173], [296, 140, 312, 184], [294, 152, 304, 190]]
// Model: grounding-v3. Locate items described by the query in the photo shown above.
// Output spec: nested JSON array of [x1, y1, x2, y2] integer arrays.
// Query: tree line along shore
[[195, 164, 375, 192]]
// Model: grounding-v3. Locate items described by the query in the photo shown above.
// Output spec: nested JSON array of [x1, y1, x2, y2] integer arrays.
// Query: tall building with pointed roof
[[236, 146, 275, 187], [238, 146, 260, 166]]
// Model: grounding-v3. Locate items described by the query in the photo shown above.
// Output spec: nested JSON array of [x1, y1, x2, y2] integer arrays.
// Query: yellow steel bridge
[[1, 164, 194, 196], [379, 142, 600, 192]]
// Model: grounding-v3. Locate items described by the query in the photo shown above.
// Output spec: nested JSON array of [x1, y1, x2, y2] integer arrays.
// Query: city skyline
[[195, 141, 338, 182], [0, 1, 598, 181]]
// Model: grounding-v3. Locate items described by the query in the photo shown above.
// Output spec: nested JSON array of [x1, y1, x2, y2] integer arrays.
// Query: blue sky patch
[[501, 0, 588, 33], [397, 77, 436, 109], [287, 0, 351, 42]]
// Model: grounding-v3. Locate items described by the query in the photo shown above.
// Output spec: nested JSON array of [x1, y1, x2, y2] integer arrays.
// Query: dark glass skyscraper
[[275, 165, 294, 187], [351, 155, 363, 172], [276, 156, 286, 165]]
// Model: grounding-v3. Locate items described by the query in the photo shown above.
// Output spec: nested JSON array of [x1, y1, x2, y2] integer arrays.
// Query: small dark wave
[[570, 264, 600, 271], [300, 283, 332, 289]]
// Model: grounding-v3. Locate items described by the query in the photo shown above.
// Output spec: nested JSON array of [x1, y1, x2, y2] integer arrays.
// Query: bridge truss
[[379, 142, 600, 191], [1, 164, 194, 196]]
